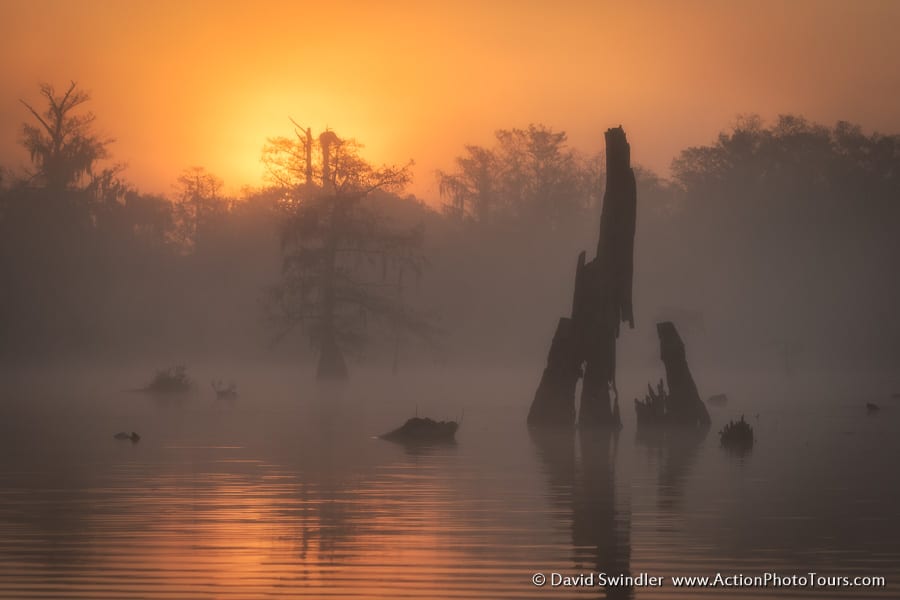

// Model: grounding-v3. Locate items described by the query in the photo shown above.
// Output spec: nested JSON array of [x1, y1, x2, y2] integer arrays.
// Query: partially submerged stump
[[211, 380, 238, 400], [528, 127, 636, 430], [719, 415, 753, 453], [114, 431, 140, 442], [141, 365, 193, 394], [635, 322, 710, 430], [634, 379, 669, 424], [527, 317, 580, 427], [658, 322, 710, 428], [380, 417, 458, 444]]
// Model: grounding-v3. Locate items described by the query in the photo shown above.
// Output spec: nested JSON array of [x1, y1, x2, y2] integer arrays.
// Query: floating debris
[[380, 417, 458, 444], [866, 402, 880, 413], [113, 431, 140, 442]]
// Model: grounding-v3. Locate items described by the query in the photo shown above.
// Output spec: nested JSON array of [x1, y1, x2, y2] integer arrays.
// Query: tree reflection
[[530, 428, 633, 599]]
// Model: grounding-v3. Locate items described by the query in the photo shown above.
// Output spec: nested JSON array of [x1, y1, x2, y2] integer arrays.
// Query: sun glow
[[1, 1, 899, 202], [209, 87, 390, 193]]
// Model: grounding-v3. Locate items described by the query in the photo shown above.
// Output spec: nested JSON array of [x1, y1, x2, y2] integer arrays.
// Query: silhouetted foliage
[[672, 114, 900, 236], [2, 80, 899, 373], [20, 81, 111, 191], [665, 114, 900, 367], [173, 166, 226, 250], [0, 82, 280, 360], [263, 125, 430, 379], [438, 124, 600, 228]]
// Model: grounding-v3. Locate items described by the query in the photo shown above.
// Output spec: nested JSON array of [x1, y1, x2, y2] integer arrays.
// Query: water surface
[[1, 366, 897, 598]]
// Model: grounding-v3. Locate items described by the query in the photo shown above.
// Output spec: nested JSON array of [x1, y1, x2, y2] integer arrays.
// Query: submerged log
[[635, 322, 710, 429], [380, 417, 458, 444], [528, 127, 636, 429]]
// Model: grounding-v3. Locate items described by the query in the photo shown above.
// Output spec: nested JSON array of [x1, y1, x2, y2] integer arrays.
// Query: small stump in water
[[144, 365, 193, 394], [380, 417, 458, 444], [719, 416, 753, 453], [211, 380, 238, 400], [114, 431, 140, 442]]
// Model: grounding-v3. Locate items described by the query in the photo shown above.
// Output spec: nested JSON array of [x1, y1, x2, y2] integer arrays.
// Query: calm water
[[0, 365, 898, 599]]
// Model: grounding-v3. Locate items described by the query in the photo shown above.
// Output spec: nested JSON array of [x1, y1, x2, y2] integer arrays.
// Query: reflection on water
[[0, 367, 898, 598], [635, 426, 707, 513], [531, 429, 632, 599]]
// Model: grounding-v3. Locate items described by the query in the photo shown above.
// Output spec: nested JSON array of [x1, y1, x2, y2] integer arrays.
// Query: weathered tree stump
[[657, 321, 710, 428], [528, 317, 580, 426], [634, 321, 710, 429], [528, 127, 636, 429]]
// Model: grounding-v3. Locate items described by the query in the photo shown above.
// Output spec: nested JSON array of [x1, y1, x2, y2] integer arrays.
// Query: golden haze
[[1, 0, 899, 200]]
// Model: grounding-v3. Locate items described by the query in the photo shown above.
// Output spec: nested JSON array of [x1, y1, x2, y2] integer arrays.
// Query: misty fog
[[2, 9, 900, 596]]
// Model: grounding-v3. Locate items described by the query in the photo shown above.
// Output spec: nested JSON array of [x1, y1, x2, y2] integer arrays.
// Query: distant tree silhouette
[[261, 119, 315, 189], [438, 124, 599, 227], [19, 81, 111, 191], [665, 114, 900, 367], [263, 125, 428, 379], [173, 166, 226, 250], [437, 144, 497, 221], [672, 114, 900, 236]]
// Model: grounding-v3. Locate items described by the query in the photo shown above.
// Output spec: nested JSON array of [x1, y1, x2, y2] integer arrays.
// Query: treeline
[[1, 82, 898, 371], [660, 115, 900, 369], [427, 115, 900, 370]]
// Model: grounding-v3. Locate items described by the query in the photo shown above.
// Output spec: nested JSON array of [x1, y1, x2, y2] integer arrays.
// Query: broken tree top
[[528, 126, 637, 429], [598, 126, 637, 331]]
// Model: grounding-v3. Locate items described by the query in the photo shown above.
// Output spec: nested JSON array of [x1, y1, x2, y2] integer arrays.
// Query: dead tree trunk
[[527, 316, 581, 426], [634, 322, 710, 429], [315, 250, 348, 381], [656, 321, 710, 427], [528, 127, 637, 428], [315, 183, 349, 382]]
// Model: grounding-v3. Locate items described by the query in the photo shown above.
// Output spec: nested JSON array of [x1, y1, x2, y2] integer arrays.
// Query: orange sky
[[1, 0, 899, 201]]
